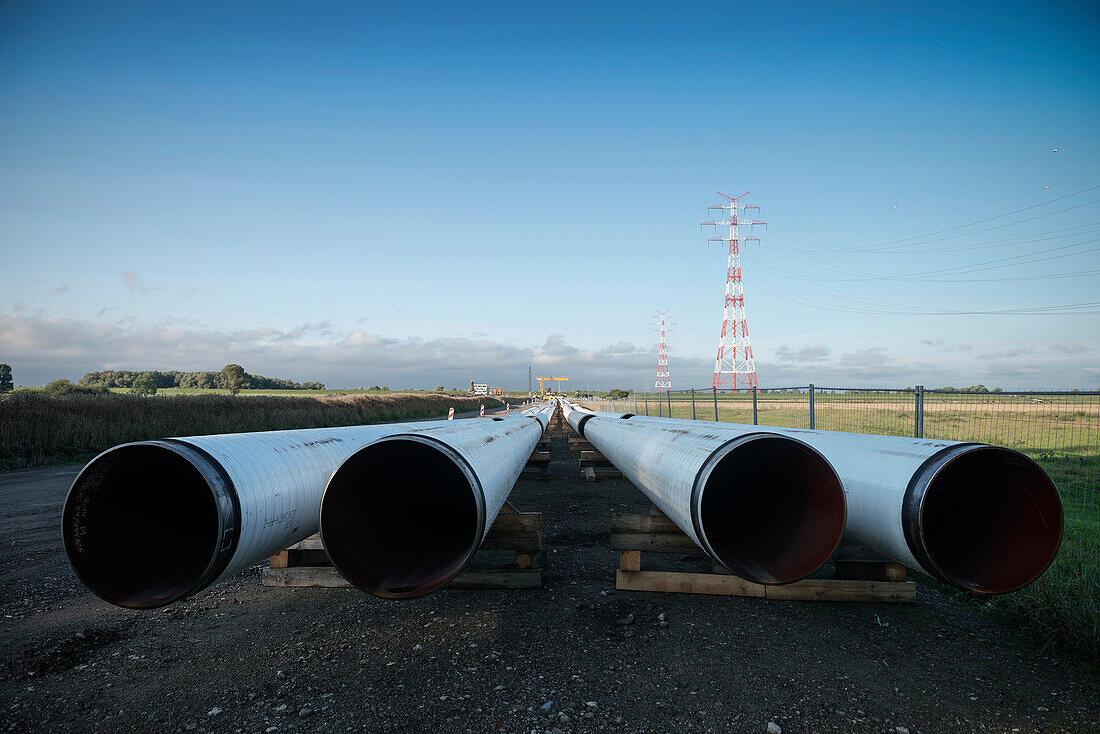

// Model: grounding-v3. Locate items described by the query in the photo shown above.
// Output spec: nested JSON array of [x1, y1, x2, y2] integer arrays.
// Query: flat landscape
[[1, 423, 1097, 733]]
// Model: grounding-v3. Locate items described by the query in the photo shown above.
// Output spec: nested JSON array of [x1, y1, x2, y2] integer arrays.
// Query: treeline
[[77, 370, 325, 391]]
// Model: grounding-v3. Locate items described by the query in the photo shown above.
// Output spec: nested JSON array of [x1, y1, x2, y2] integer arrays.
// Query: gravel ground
[[0, 430, 1096, 733]]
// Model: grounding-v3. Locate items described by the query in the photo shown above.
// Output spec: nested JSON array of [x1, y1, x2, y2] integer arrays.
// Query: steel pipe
[[563, 402, 846, 584], [62, 422, 435, 609], [623, 415, 1063, 594], [319, 406, 552, 599]]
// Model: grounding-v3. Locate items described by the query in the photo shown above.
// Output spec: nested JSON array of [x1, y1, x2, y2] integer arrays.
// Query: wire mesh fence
[[586, 386, 1099, 615]]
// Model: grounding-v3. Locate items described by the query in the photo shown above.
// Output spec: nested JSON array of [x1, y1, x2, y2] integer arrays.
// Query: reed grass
[[0, 391, 506, 471]]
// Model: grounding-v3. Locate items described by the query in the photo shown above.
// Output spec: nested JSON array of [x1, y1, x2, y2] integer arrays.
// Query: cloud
[[838, 347, 890, 369], [0, 312, 664, 389], [977, 346, 1033, 360], [121, 270, 149, 293], [47, 284, 68, 294], [1048, 342, 1090, 354], [775, 344, 831, 362], [2, 310, 1096, 390]]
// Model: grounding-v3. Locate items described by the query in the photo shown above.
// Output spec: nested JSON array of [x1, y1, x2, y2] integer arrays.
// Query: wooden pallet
[[262, 502, 544, 590], [578, 447, 623, 481], [610, 506, 915, 602], [567, 437, 594, 452], [521, 447, 551, 480], [583, 466, 624, 482]]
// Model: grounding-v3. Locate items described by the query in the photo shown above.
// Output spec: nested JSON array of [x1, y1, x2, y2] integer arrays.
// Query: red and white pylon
[[651, 310, 674, 392], [448, 407, 455, 420], [480, 404, 485, 417], [702, 191, 766, 391]]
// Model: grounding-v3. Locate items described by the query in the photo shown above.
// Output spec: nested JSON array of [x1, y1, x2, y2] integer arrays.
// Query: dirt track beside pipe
[[0, 431, 1097, 733]]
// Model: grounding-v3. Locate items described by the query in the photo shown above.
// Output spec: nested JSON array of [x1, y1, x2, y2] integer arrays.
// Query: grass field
[[591, 389, 1100, 667], [0, 391, 510, 471]]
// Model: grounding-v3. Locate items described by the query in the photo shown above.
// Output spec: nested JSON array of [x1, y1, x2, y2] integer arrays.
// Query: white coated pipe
[[319, 407, 552, 598], [61, 422, 449, 609], [562, 402, 846, 584], [623, 415, 1063, 594]]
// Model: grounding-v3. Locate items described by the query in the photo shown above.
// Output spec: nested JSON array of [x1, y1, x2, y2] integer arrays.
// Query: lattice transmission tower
[[702, 191, 766, 391], [651, 310, 674, 393]]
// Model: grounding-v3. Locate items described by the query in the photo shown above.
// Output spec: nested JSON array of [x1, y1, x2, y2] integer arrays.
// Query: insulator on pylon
[[651, 310, 673, 393]]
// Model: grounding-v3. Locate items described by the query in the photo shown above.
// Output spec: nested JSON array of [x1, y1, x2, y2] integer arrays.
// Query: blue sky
[[2, 1, 1098, 389]]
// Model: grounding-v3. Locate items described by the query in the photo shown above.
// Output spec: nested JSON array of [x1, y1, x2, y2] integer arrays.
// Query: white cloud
[[121, 270, 151, 293], [1, 311, 1096, 390]]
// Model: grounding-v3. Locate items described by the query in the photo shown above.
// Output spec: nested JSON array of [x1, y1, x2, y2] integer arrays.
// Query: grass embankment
[[595, 392, 1100, 673], [0, 391, 506, 471]]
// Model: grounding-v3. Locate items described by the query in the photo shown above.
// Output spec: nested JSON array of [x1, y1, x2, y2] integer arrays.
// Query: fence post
[[644, 392, 648, 416], [916, 385, 924, 438], [752, 387, 758, 425], [808, 384, 815, 430], [667, 389, 673, 417], [713, 387, 719, 421], [658, 391, 663, 417], [691, 388, 696, 420]]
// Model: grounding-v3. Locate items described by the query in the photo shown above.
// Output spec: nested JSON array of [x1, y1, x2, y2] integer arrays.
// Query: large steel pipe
[[62, 422, 433, 609], [624, 415, 1063, 594], [320, 406, 552, 599], [564, 402, 846, 584]]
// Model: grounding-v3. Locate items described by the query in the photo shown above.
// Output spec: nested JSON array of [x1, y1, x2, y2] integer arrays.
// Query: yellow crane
[[536, 376, 568, 398]]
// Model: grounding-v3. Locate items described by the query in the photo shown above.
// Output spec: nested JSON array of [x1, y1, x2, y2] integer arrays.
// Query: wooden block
[[609, 533, 702, 553], [763, 579, 915, 603], [834, 559, 908, 582], [513, 550, 536, 570], [620, 549, 641, 571], [584, 466, 596, 482], [611, 512, 679, 534], [269, 550, 289, 569], [527, 450, 550, 464], [580, 450, 608, 464], [616, 569, 766, 598]]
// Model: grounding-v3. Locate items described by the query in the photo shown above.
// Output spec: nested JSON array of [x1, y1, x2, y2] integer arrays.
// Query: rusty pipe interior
[[696, 435, 846, 584]]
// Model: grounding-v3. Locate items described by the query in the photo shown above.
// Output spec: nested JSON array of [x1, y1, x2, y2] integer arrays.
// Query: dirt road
[[1, 431, 1096, 733]]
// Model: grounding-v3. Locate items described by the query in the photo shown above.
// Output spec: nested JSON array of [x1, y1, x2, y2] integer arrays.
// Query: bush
[[608, 389, 632, 399], [44, 379, 108, 396], [130, 377, 157, 396]]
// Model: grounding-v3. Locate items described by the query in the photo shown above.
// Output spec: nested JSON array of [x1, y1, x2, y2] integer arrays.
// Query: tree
[[435, 385, 445, 392], [0, 364, 12, 393], [45, 379, 76, 395], [131, 376, 157, 396], [381, 386, 390, 391], [608, 388, 632, 399], [219, 364, 248, 395]]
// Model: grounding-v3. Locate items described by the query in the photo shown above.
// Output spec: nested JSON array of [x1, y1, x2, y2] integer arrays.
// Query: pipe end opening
[[921, 447, 1063, 594], [62, 444, 222, 609], [698, 436, 845, 584], [320, 437, 481, 599]]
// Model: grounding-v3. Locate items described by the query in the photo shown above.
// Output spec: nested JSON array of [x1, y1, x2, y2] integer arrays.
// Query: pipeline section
[[618, 413, 1063, 594], [62, 422, 434, 609], [563, 401, 846, 584], [319, 404, 554, 598]]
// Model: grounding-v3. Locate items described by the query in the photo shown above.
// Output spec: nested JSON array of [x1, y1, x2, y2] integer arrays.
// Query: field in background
[[590, 388, 1100, 666], [0, 391, 512, 471]]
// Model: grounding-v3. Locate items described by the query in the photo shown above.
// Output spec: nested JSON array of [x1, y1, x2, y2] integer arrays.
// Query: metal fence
[[587, 386, 1100, 580]]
